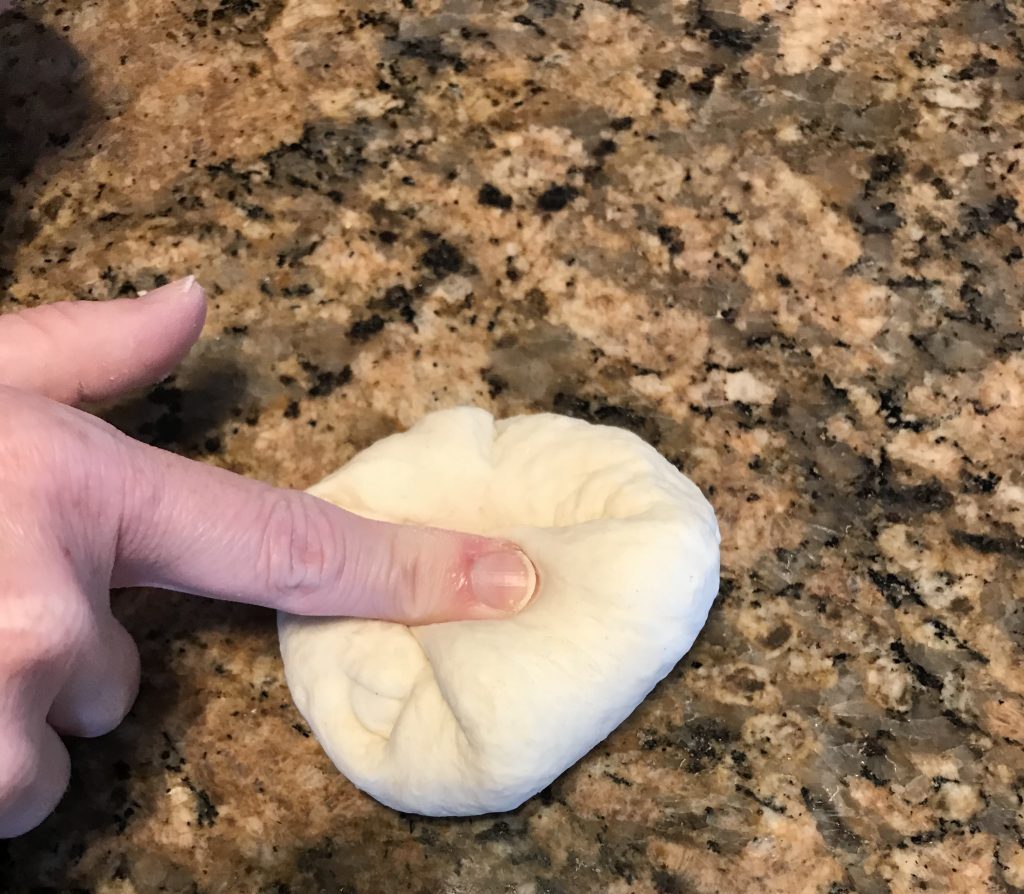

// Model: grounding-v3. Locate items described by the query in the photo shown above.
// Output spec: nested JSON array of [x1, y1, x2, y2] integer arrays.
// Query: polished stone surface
[[1, 1, 1023, 891]]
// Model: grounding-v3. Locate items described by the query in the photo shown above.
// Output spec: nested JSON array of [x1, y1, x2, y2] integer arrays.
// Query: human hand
[[0, 277, 536, 837]]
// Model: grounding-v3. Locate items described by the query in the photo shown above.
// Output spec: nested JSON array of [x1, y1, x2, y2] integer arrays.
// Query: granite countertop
[[2, 1, 1023, 891]]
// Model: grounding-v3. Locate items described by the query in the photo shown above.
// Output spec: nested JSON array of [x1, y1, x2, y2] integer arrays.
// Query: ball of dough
[[277, 407, 720, 816]]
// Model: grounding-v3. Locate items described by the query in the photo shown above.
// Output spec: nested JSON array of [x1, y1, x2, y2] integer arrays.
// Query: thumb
[[112, 438, 538, 624], [0, 277, 206, 405]]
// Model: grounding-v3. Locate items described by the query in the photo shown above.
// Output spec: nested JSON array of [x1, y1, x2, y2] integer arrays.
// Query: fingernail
[[470, 548, 537, 613], [139, 276, 204, 303]]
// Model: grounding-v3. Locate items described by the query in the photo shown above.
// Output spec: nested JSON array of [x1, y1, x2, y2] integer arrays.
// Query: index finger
[[111, 437, 537, 624]]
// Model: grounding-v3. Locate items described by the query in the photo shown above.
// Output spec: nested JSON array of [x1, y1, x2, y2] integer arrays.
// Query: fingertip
[[467, 545, 538, 615], [120, 276, 207, 388], [0, 275, 211, 404], [300, 518, 540, 625], [138, 276, 207, 335]]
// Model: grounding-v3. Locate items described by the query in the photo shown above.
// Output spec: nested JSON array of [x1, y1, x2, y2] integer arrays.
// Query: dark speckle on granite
[[348, 313, 386, 342], [536, 184, 578, 212], [478, 182, 514, 210], [2, 0, 1024, 891], [419, 239, 464, 278]]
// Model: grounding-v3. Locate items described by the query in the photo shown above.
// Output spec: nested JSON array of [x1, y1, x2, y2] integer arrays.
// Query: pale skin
[[0, 277, 537, 837]]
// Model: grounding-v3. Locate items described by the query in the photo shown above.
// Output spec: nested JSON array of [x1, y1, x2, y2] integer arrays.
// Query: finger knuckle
[[0, 594, 85, 681], [53, 651, 140, 740], [0, 729, 67, 838], [0, 739, 40, 808], [337, 528, 445, 623], [0, 389, 94, 500], [258, 494, 345, 608], [0, 390, 46, 467], [0, 398, 130, 543], [389, 550, 434, 623], [83, 636, 140, 738], [55, 693, 130, 739]]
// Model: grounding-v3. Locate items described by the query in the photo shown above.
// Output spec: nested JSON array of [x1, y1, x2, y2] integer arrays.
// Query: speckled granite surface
[[2, 0, 1023, 891]]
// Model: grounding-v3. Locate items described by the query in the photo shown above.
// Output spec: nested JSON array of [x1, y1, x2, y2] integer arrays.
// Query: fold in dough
[[278, 407, 721, 816]]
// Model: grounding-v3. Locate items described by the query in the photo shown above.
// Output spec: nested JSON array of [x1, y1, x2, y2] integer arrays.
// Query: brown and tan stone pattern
[[2, 0, 1023, 891]]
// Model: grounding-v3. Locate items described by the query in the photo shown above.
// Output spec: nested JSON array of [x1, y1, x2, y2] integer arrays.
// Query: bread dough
[[277, 407, 720, 815]]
